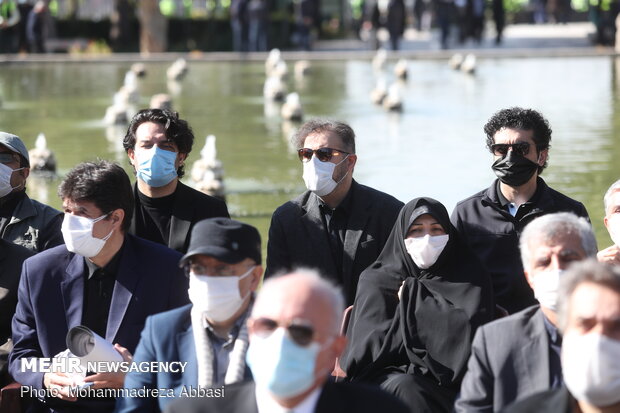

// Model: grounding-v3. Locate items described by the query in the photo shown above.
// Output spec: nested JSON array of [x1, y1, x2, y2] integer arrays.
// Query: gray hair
[[253, 268, 345, 335], [519, 212, 597, 272], [604, 179, 620, 215], [557, 259, 620, 332], [291, 119, 356, 154]]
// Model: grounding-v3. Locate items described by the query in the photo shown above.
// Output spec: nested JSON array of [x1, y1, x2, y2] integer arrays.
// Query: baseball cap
[[180, 217, 262, 266], [0, 132, 30, 167]]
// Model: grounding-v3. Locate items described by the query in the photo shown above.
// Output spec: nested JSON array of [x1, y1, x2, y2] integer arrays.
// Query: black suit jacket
[[0, 239, 34, 386], [130, 181, 229, 253], [451, 178, 589, 313], [164, 380, 409, 413], [265, 180, 403, 305]]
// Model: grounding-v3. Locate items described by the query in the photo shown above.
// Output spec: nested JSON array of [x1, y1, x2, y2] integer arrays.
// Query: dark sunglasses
[[0, 153, 19, 164], [490, 142, 531, 157], [297, 147, 349, 163], [250, 317, 315, 347]]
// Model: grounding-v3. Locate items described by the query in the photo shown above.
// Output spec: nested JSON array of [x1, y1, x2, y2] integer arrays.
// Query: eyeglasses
[[490, 142, 531, 157], [185, 262, 251, 277], [297, 147, 349, 163], [0, 153, 18, 165], [250, 317, 315, 347]]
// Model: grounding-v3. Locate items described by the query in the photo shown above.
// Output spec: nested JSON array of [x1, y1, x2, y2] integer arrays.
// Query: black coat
[[0, 239, 34, 386], [342, 198, 494, 393], [163, 380, 410, 413], [130, 181, 229, 254], [451, 178, 590, 314], [265, 180, 403, 305]]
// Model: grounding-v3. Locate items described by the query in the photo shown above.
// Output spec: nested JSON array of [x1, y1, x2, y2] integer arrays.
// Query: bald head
[[253, 269, 345, 337]]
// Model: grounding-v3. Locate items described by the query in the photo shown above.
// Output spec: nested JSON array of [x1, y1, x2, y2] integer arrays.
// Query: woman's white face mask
[[404, 234, 449, 269]]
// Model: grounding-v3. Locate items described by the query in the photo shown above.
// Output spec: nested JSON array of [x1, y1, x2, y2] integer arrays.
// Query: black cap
[[180, 217, 262, 266]]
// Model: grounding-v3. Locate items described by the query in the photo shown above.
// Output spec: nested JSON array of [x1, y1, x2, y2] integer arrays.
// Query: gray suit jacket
[[265, 180, 403, 305], [454, 305, 551, 413]]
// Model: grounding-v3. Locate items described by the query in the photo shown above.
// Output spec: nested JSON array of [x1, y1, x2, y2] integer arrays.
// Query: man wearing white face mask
[[9, 161, 190, 413], [123, 109, 229, 254], [265, 119, 403, 306], [597, 179, 620, 265], [456, 212, 597, 413], [164, 269, 409, 413], [0, 132, 63, 252], [505, 260, 620, 413], [118, 217, 263, 413]]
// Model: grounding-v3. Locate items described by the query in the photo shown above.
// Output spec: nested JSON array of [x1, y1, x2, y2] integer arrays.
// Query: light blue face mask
[[246, 328, 322, 399], [135, 146, 178, 187]]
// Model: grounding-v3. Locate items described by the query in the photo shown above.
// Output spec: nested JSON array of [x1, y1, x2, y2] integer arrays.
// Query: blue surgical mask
[[246, 328, 322, 399], [135, 146, 178, 187]]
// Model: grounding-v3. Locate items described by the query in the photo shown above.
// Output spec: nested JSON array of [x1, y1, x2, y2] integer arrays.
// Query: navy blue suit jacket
[[116, 304, 198, 413], [9, 234, 190, 394], [117, 303, 253, 413]]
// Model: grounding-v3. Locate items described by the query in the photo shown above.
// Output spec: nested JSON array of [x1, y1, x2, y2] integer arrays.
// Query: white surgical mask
[[608, 214, 620, 247], [562, 332, 620, 407], [404, 234, 449, 269], [302, 155, 349, 197], [61, 213, 113, 258], [531, 269, 564, 312], [188, 266, 255, 322], [0, 163, 24, 198]]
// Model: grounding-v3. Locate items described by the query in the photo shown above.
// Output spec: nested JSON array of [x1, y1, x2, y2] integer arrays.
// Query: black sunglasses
[[297, 147, 349, 163], [490, 142, 532, 157], [0, 153, 19, 164], [250, 317, 315, 347]]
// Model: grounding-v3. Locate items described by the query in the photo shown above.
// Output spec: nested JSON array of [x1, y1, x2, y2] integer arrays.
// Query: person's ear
[[127, 148, 136, 167], [249, 265, 263, 292], [177, 152, 188, 166], [110, 208, 125, 230], [537, 149, 548, 167], [524, 269, 535, 290]]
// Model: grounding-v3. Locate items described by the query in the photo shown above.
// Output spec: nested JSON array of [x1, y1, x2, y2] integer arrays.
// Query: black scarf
[[342, 197, 494, 388]]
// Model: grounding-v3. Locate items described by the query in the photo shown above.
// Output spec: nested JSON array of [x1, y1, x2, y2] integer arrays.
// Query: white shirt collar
[[255, 385, 322, 413]]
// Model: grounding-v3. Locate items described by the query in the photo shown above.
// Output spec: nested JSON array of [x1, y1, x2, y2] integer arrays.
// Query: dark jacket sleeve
[[264, 209, 291, 278], [9, 259, 45, 390], [116, 316, 159, 413], [454, 327, 494, 413], [38, 212, 64, 252]]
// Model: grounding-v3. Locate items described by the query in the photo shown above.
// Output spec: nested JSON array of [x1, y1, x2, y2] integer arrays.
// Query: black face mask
[[491, 151, 539, 187]]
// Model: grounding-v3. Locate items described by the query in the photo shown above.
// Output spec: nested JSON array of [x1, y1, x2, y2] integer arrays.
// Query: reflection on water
[[1, 57, 619, 248]]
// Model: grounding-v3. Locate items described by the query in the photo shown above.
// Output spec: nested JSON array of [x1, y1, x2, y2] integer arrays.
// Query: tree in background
[[137, 0, 167, 52]]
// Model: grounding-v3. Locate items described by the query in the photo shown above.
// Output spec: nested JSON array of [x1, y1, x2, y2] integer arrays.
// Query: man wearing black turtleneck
[[123, 109, 229, 254], [0, 131, 62, 252]]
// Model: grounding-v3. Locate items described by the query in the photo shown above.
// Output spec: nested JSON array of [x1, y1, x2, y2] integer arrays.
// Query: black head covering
[[341, 197, 494, 388]]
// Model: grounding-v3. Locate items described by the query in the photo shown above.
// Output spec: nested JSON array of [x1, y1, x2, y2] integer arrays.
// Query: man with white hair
[[165, 269, 408, 413], [455, 212, 597, 413], [505, 260, 620, 413], [598, 179, 620, 265]]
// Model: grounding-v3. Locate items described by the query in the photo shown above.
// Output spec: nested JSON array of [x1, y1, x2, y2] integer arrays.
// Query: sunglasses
[[490, 142, 532, 157], [297, 147, 349, 163], [0, 153, 18, 164], [250, 317, 315, 347]]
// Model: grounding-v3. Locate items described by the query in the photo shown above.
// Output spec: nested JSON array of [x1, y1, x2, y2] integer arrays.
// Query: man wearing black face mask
[[451, 107, 589, 314]]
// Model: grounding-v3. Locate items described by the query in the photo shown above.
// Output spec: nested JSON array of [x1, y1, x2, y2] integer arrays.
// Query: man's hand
[[597, 245, 620, 265], [43, 372, 78, 402], [83, 344, 133, 389]]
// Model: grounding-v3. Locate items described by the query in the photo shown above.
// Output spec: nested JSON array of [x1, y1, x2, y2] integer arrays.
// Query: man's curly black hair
[[484, 107, 552, 173]]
